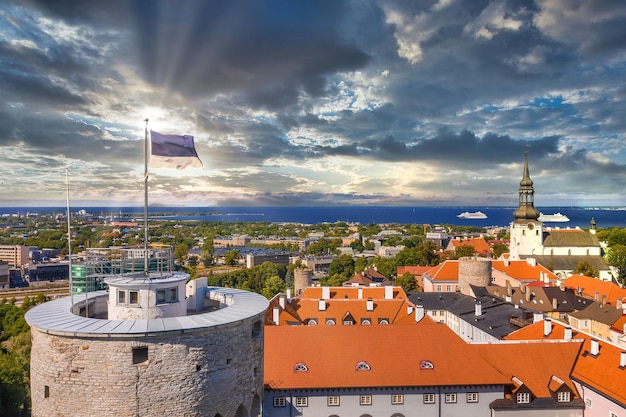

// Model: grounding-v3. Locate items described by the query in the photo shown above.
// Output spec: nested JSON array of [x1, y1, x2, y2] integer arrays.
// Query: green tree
[[606, 244, 626, 285], [201, 238, 214, 267], [328, 254, 355, 280], [415, 241, 440, 266], [395, 246, 419, 266], [491, 242, 509, 259], [224, 249, 240, 266], [574, 260, 599, 278], [174, 242, 189, 265], [454, 244, 476, 259], [395, 272, 417, 292], [262, 275, 286, 299]]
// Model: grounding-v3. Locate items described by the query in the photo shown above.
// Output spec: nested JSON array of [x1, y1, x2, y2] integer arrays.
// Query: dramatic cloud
[[1, 0, 626, 207]]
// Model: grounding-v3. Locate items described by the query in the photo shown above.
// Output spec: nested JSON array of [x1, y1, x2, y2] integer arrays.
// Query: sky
[[1, 0, 626, 208]]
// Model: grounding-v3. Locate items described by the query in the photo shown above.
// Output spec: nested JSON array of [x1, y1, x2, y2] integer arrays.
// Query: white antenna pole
[[66, 168, 73, 308], [144, 119, 149, 275]]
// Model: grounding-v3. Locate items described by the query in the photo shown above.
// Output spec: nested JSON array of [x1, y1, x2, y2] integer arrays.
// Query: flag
[[150, 130, 203, 169]]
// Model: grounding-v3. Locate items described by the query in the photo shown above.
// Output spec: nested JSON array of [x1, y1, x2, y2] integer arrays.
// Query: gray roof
[[520, 255, 609, 272], [542, 230, 600, 247], [25, 286, 268, 338]]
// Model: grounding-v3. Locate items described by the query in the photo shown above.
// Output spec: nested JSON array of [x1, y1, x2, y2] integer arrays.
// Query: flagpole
[[144, 119, 149, 276], [66, 168, 73, 309]]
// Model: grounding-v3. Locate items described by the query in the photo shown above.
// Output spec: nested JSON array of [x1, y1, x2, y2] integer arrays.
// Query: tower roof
[[513, 151, 540, 222]]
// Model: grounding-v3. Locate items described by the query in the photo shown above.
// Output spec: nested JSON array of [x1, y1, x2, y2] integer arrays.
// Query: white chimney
[[358, 287, 363, 299], [475, 301, 482, 317], [617, 298, 623, 310], [279, 295, 286, 309], [505, 295, 512, 303], [286, 288, 292, 301], [590, 339, 599, 356], [318, 299, 326, 311], [407, 305, 414, 315], [415, 304, 425, 322], [552, 298, 558, 309], [543, 318, 552, 337], [533, 312, 543, 323], [385, 286, 393, 300], [621, 351, 626, 368], [504, 258, 509, 267], [322, 286, 330, 300], [564, 326, 572, 340], [272, 307, 280, 325], [366, 298, 374, 311]]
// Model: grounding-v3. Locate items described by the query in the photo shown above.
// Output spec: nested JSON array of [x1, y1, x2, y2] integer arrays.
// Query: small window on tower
[[132, 347, 148, 365]]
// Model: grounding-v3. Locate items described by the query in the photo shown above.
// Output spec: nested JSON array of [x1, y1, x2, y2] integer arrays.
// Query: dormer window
[[294, 363, 308, 372], [419, 360, 434, 370], [557, 391, 570, 403], [356, 361, 371, 371], [517, 392, 530, 404], [325, 319, 336, 325], [307, 319, 317, 326]]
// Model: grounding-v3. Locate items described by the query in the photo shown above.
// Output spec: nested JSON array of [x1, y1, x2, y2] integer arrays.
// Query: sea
[[1, 206, 626, 229]]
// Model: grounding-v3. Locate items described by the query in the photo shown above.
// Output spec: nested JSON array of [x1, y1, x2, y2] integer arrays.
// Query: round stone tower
[[458, 256, 492, 296], [293, 267, 313, 295], [25, 273, 268, 417]]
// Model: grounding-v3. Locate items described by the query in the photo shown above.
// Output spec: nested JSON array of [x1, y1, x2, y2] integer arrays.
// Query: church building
[[508, 152, 612, 281]]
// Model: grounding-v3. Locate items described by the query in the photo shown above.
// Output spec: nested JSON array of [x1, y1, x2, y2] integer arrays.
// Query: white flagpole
[[66, 168, 73, 308], [144, 119, 149, 275]]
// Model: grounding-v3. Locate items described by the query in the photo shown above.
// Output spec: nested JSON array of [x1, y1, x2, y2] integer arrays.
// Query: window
[[343, 320, 354, 325], [436, 285, 442, 292], [326, 319, 336, 325], [609, 412, 618, 417], [424, 393, 435, 404], [273, 397, 286, 407], [129, 290, 139, 305], [467, 392, 479, 403], [360, 395, 372, 405], [132, 346, 148, 365], [169, 287, 178, 302], [356, 361, 371, 371], [361, 319, 371, 325], [294, 363, 308, 372], [157, 289, 166, 303], [307, 319, 317, 325], [391, 394, 404, 404], [327, 396, 340, 406], [446, 285, 451, 292], [117, 289, 126, 304], [517, 392, 530, 404], [44, 385, 50, 398], [295, 397, 308, 407], [557, 391, 571, 403], [445, 393, 457, 403], [585, 397, 592, 408], [420, 360, 434, 369], [379, 319, 389, 325], [157, 287, 178, 304]]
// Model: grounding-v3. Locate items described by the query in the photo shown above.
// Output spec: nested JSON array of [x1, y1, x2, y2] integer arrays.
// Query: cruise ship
[[538, 212, 569, 222], [457, 211, 488, 219]]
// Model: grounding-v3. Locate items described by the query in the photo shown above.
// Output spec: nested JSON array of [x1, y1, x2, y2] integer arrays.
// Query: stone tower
[[294, 267, 313, 295], [458, 256, 492, 296], [509, 151, 543, 259], [25, 270, 268, 417]]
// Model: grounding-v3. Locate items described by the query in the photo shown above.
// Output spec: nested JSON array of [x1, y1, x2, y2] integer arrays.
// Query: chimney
[[385, 286, 393, 300], [601, 294, 606, 308], [318, 299, 326, 311], [621, 351, 626, 368], [543, 318, 552, 337], [415, 304, 425, 322], [322, 286, 330, 300], [505, 295, 512, 303], [525, 288, 531, 302], [279, 294, 286, 309], [594, 291, 599, 301], [617, 298, 623, 310], [533, 312, 543, 323], [504, 258, 509, 267], [527, 258, 536, 267], [506, 280, 512, 296], [286, 288, 292, 301], [564, 326, 572, 340], [552, 298, 558, 309], [272, 307, 280, 325], [358, 287, 363, 299], [407, 305, 414, 315], [590, 339, 599, 356], [366, 298, 374, 311], [475, 301, 482, 317]]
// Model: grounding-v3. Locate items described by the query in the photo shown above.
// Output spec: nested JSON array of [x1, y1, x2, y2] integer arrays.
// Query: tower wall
[[458, 257, 492, 296], [293, 268, 312, 295], [27, 289, 267, 417]]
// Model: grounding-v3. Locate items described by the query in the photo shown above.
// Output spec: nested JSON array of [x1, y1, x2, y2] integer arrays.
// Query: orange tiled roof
[[492, 260, 558, 281], [564, 274, 626, 306], [264, 323, 510, 389], [472, 341, 582, 398], [423, 260, 459, 282], [344, 267, 393, 286], [505, 320, 626, 406], [449, 237, 492, 255], [397, 265, 432, 276]]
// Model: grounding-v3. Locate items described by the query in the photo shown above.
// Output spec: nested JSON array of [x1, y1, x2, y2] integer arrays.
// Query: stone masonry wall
[[30, 315, 264, 417]]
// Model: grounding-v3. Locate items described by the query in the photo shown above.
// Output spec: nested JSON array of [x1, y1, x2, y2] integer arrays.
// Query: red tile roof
[[505, 320, 626, 406], [264, 323, 509, 389], [448, 237, 492, 255], [423, 260, 459, 282], [564, 274, 626, 306], [492, 260, 558, 281]]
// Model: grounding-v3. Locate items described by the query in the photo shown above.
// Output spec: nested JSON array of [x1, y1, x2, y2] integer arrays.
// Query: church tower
[[509, 152, 543, 259]]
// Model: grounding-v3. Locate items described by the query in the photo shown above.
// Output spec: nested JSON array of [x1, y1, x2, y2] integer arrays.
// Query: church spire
[[513, 151, 540, 222]]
